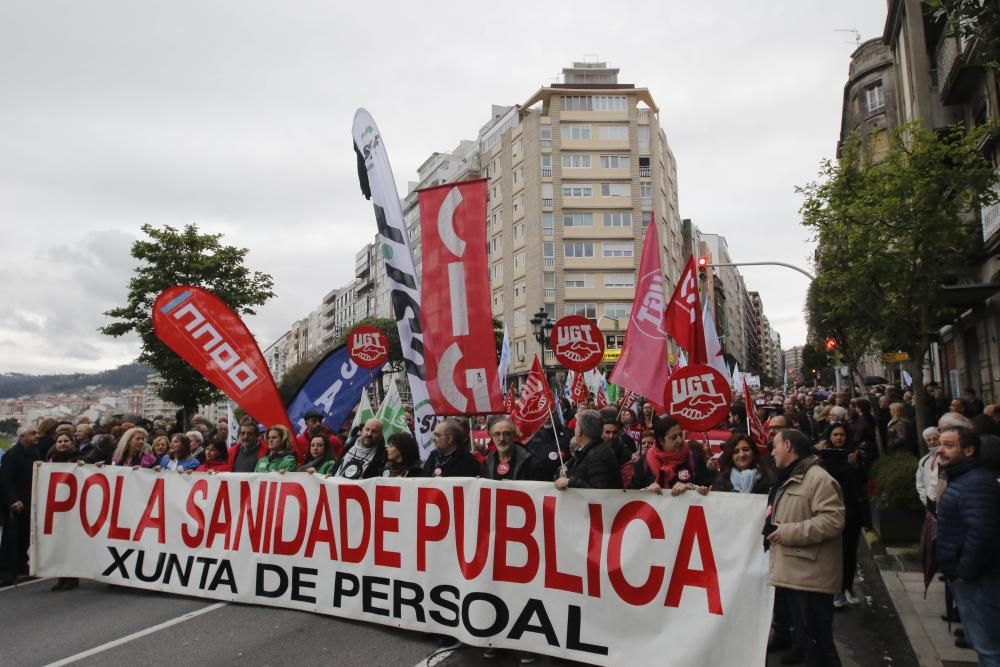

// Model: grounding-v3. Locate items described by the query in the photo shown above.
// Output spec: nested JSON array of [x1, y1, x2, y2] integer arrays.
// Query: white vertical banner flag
[[226, 402, 238, 447], [353, 109, 436, 456], [497, 322, 511, 391], [731, 362, 741, 391], [702, 301, 729, 379], [350, 390, 375, 434]]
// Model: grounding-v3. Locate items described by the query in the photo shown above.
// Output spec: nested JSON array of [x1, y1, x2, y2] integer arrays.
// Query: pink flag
[[610, 217, 671, 402]]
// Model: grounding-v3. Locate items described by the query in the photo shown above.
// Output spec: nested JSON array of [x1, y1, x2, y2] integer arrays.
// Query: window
[[605, 334, 626, 349], [513, 281, 526, 298], [561, 125, 592, 140], [489, 234, 503, 254], [513, 167, 520, 184], [565, 303, 597, 318], [540, 126, 552, 142], [600, 155, 629, 169], [514, 308, 526, 326], [512, 139, 522, 157], [604, 273, 635, 288], [601, 183, 630, 197], [638, 126, 650, 146], [542, 212, 554, 234], [603, 212, 632, 227], [562, 153, 591, 168], [515, 340, 526, 359], [563, 184, 593, 198], [640, 182, 652, 198], [561, 95, 593, 111], [642, 211, 653, 227], [565, 273, 592, 288], [513, 194, 523, 214], [603, 242, 634, 257], [491, 262, 503, 280], [866, 83, 885, 113], [492, 290, 504, 307], [513, 252, 526, 269], [543, 273, 555, 289], [604, 303, 631, 320], [593, 95, 627, 111], [563, 211, 593, 227], [565, 242, 594, 258], [540, 155, 551, 176], [513, 222, 525, 240], [599, 125, 628, 140], [492, 208, 503, 227], [543, 241, 554, 259]]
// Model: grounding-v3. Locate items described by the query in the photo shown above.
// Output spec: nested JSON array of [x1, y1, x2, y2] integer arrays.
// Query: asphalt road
[[0, 541, 917, 667]]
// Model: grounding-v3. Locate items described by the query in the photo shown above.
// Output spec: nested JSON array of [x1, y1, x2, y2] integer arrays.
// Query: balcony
[[542, 198, 553, 207], [984, 201, 1000, 245], [637, 109, 650, 121], [639, 166, 651, 178], [936, 34, 960, 93], [544, 288, 556, 298], [541, 167, 552, 177], [640, 196, 652, 208], [541, 139, 551, 149], [544, 257, 555, 267]]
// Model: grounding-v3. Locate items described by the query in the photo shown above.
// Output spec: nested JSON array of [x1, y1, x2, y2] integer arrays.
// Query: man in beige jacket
[[765, 429, 846, 667]]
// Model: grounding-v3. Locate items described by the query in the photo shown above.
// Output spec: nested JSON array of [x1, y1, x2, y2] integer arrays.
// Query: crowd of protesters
[[2, 380, 998, 666]]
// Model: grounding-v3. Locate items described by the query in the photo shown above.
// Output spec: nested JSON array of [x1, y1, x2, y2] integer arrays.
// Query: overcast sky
[[0, 1, 888, 375]]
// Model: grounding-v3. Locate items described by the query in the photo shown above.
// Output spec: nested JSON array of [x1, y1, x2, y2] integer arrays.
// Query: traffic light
[[697, 256, 709, 268], [824, 337, 837, 352]]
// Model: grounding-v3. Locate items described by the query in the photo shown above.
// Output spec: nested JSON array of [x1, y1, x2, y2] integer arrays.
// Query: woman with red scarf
[[629, 416, 710, 495]]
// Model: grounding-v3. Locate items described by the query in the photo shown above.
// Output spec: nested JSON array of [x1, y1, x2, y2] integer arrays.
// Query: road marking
[[45, 601, 227, 666], [0, 577, 50, 593]]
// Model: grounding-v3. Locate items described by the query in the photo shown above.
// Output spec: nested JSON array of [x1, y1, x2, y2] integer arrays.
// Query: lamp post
[[530, 306, 554, 353]]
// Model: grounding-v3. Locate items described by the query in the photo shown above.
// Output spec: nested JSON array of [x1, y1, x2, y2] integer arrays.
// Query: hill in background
[[0, 363, 154, 398]]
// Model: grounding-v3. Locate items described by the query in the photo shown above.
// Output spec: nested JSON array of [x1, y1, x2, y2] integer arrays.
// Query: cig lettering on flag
[[610, 218, 671, 402], [665, 257, 708, 364], [512, 357, 554, 441], [418, 180, 503, 415]]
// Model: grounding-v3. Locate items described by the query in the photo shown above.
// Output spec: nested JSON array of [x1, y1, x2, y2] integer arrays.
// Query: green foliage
[[100, 224, 275, 419], [0, 437, 10, 451], [870, 453, 922, 511], [276, 349, 329, 405], [0, 417, 19, 435], [926, 0, 1000, 72]]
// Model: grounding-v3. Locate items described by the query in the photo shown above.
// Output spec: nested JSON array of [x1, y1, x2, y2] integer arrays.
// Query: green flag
[[350, 389, 375, 433], [376, 381, 410, 437]]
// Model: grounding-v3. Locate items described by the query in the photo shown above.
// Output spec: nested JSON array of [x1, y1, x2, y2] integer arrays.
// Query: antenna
[[834, 28, 862, 46]]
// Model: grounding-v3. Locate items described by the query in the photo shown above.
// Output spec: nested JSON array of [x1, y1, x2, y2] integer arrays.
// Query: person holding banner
[[254, 425, 298, 473], [383, 432, 423, 478], [482, 417, 538, 481], [111, 427, 156, 468], [629, 417, 710, 495], [298, 431, 339, 475], [423, 419, 481, 479], [229, 420, 267, 472], [554, 410, 621, 490], [710, 433, 773, 495], [294, 409, 346, 464], [336, 418, 387, 480], [195, 438, 231, 473], [157, 433, 199, 472], [0, 425, 40, 586]]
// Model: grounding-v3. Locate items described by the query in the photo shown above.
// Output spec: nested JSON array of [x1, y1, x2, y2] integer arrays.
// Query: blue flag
[[286, 345, 382, 435]]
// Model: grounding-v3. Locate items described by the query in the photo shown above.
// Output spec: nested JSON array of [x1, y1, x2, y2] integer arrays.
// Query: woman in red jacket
[[196, 438, 231, 473]]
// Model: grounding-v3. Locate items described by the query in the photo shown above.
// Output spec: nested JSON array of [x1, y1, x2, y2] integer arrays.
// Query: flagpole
[[547, 408, 567, 473]]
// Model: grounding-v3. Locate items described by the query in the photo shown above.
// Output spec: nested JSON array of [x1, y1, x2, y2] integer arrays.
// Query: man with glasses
[[423, 418, 481, 478], [228, 419, 267, 472], [482, 417, 540, 481]]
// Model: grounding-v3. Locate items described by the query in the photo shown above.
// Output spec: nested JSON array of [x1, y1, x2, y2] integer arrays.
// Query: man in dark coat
[[554, 409, 621, 490], [0, 425, 41, 585], [935, 426, 1000, 665], [481, 418, 539, 481], [423, 418, 481, 478]]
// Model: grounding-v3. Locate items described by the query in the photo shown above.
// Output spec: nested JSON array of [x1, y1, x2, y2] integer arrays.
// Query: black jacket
[[563, 440, 621, 489], [0, 442, 40, 511], [482, 445, 539, 481], [423, 447, 481, 478], [936, 459, 1000, 581]]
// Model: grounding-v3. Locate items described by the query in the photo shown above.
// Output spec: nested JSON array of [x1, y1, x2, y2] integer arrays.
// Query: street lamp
[[530, 307, 554, 348]]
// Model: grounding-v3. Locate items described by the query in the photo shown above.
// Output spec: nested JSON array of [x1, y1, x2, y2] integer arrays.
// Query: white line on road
[[44, 601, 228, 666], [0, 577, 49, 593]]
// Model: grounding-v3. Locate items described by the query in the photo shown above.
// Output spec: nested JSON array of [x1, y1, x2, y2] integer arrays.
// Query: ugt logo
[[554, 325, 601, 364], [669, 373, 727, 422], [352, 331, 387, 364]]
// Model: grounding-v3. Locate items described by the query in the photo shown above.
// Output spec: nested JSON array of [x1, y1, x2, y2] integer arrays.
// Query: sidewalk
[[866, 530, 977, 667]]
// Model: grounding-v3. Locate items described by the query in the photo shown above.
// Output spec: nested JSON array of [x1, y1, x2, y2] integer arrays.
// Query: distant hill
[[0, 363, 154, 398]]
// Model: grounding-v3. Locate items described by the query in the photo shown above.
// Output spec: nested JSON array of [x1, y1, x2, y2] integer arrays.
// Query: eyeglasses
[[492, 431, 516, 437]]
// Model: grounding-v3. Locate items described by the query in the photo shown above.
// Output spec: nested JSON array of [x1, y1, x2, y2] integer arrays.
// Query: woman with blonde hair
[[255, 424, 297, 473], [112, 427, 156, 468], [887, 402, 917, 455]]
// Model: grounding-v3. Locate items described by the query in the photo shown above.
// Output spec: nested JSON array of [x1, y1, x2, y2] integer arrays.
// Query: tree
[[799, 122, 999, 451], [926, 0, 1000, 72], [100, 224, 275, 427]]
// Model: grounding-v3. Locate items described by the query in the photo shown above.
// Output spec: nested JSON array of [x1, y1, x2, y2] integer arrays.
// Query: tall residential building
[[697, 233, 750, 369], [480, 61, 682, 377], [783, 346, 804, 384]]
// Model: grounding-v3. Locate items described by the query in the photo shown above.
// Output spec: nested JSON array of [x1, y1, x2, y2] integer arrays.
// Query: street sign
[[602, 348, 622, 363], [881, 352, 909, 363]]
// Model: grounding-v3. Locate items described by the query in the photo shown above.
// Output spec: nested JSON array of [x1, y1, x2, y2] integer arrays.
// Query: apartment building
[[478, 61, 683, 377]]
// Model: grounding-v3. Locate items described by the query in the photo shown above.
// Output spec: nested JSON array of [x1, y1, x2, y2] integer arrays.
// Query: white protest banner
[[32, 464, 771, 666]]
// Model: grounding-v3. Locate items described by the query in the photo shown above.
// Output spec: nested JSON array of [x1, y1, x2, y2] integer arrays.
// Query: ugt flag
[[286, 345, 381, 435], [511, 357, 554, 442], [610, 218, 671, 404], [418, 180, 503, 416], [664, 256, 707, 364]]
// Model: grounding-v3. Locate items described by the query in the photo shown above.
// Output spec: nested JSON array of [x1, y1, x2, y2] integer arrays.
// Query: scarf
[[730, 467, 761, 494], [645, 441, 690, 487]]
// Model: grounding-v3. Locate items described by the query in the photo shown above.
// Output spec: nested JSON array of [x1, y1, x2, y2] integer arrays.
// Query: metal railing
[[544, 288, 556, 298], [542, 198, 553, 207], [541, 139, 551, 148], [541, 167, 552, 177], [640, 196, 652, 207], [544, 257, 555, 267], [639, 166, 651, 177], [983, 200, 1000, 244]]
